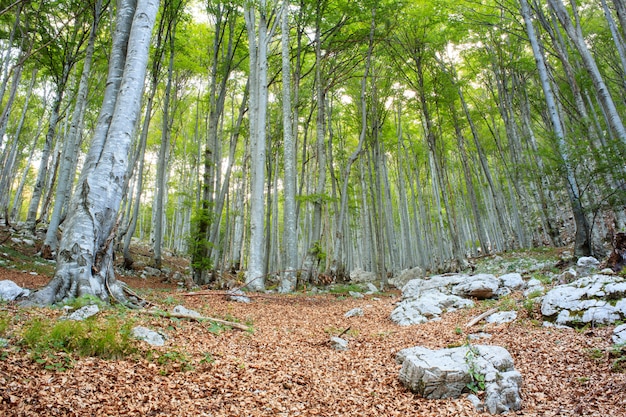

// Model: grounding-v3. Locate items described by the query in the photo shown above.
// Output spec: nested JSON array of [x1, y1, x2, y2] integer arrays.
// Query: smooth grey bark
[[329, 11, 375, 280], [395, 103, 417, 268], [0, 67, 36, 220], [302, 4, 329, 284], [152, 20, 176, 270], [547, 0, 626, 144], [521, 0, 591, 256], [191, 3, 242, 284], [24, 77, 66, 230], [29, 0, 159, 305], [601, 0, 626, 85], [244, 0, 272, 291], [0, 59, 23, 155], [279, 0, 297, 293], [43, 0, 104, 257]]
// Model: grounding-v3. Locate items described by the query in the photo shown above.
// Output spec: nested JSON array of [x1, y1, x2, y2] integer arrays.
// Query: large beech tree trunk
[[29, 0, 159, 306]]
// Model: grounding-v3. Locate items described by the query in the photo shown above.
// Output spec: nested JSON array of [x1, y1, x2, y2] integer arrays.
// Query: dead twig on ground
[[137, 309, 251, 332], [465, 307, 498, 327]]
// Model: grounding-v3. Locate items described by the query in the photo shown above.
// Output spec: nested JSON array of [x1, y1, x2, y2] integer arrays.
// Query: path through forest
[[0, 247, 625, 416]]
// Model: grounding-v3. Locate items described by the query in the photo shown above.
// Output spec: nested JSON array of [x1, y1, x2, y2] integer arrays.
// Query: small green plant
[[207, 321, 225, 334], [20, 315, 137, 370], [161, 295, 181, 306], [154, 350, 194, 374], [0, 311, 10, 336], [531, 272, 553, 285], [497, 296, 517, 312], [199, 352, 214, 365], [61, 295, 106, 310], [610, 344, 626, 372], [464, 341, 486, 394], [328, 283, 364, 295], [585, 347, 605, 361], [454, 326, 463, 335]]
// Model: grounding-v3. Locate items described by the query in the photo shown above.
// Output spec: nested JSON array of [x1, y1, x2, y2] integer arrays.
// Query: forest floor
[[0, 230, 625, 416]]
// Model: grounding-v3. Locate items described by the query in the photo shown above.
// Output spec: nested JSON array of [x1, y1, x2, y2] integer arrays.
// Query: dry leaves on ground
[[1, 273, 625, 416]]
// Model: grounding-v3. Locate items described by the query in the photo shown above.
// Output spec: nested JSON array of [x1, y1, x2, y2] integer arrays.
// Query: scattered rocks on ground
[[349, 268, 377, 283], [523, 278, 546, 297], [0, 338, 8, 348], [613, 324, 626, 345], [63, 304, 100, 321], [348, 291, 364, 299], [558, 268, 577, 285], [228, 289, 251, 303], [468, 332, 492, 340], [132, 326, 166, 346], [396, 344, 522, 414], [344, 308, 363, 318], [330, 336, 348, 351], [391, 272, 528, 326], [365, 283, 378, 294], [498, 273, 525, 291], [142, 266, 161, 277], [0, 280, 30, 301], [452, 273, 501, 299], [576, 256, 600, 276], [388, 266, 425, 289], [172, 305, 202, 318], [485, 311, 517, 324], [541, 274, 626, 326]]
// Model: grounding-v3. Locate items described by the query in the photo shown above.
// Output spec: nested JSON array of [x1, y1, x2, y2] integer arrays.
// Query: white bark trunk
[[30, 0, 159, 305], [279, 0, 298, 293], [245, 1, 271, 291], [548, 0, 626, 143]]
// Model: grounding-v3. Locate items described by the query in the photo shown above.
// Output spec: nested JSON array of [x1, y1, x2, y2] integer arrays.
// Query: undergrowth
[[19, 315, 137, 370]]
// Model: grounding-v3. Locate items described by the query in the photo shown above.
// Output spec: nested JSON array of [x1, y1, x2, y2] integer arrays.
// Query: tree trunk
[[43, 0, 103, 257], [521, 0, 591, 256], [244, 1, 271, 291], [548, 0, 626, 144], [29, 0, 159, 306], [279, 0, 298, 292]]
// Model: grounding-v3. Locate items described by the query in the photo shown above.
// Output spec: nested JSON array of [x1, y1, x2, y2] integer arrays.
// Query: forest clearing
[[1, 230, 626, 416]]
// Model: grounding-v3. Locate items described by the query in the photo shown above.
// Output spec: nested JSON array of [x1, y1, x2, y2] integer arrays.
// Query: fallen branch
[[138, 309, 251, 331], [465, 307, 499, 328]]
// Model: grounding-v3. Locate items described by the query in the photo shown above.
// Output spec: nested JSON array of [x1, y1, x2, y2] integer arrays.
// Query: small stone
[[65, 304, 100, 321], [0, 280, 30, 301], [143, 266, 161, 276], [0, 338, 8, 348], [468, 332, 492, 340], [228, 289, 251, 303], [132, 326, 166, 346], [485, 311, 517, 324], [330, 336, 348, 351], [365, 283, 378, 294], [613, 323, 626, 345], [344, 308, 364, 318], [348, 291, 364, 299], [172, 305, 202, 318]]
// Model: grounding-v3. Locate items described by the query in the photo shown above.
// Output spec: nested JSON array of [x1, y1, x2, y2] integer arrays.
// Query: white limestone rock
[[0, 280, 30, 301], [541, 274, 626, 326], [452, 273, 500, 299], [64, 304, 100, 321], [132, 326, 166, 346], [396, 345, 522, 414], [613, 324, 626, 345]]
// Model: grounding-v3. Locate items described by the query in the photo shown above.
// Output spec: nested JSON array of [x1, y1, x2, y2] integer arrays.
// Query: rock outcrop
[[396, 344, 522, 414], [391, 273, 527, 326], [541, 274, 626, 326]]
